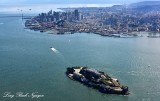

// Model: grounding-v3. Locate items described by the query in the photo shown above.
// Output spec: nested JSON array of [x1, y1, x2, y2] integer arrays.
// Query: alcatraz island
[[66, 66, 129, 95], [25, 1, 160, 38]]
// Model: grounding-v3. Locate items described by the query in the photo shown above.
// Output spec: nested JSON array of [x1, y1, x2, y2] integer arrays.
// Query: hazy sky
[[0, 0, 158, 13], [0, 0, 156, 5]]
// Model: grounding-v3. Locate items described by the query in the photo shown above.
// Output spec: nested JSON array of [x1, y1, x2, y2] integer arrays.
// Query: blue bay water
[[0, 16, 160, 101]]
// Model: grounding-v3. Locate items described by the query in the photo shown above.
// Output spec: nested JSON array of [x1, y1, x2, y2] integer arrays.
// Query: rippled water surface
[[0, 17, 160, 101]]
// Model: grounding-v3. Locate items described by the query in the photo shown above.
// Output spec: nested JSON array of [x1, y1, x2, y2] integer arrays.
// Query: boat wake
[[0, 23, 4, 25], [50, 47, 59, 53], [50, 47, 72, 66]]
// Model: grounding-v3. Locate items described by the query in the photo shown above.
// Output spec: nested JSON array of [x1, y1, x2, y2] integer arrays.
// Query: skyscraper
[[48, 10, 52, 15], [74, 9, 79, 21]]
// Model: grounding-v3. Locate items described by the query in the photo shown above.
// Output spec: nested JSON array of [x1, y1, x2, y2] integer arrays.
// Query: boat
[[66, 66, 129, 95]]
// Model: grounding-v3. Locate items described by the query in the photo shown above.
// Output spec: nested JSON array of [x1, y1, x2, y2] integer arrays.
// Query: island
[[66, 66, 129, 95]]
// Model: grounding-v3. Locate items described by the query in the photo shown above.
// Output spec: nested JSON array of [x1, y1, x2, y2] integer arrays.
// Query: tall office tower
[[74, 9, 79, 21]]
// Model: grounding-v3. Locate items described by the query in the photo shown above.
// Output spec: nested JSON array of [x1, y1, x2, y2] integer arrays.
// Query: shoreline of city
[[25, 5, 160, 38]]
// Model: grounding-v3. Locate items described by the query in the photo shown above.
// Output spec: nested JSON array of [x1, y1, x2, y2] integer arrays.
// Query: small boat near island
[[66, 66, 129, 95], [50, 47, 58, 53]]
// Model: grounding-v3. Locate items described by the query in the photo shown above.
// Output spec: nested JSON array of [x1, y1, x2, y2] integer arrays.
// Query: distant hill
[[130, 1, 160, 7], [130, 1, 160, 12]]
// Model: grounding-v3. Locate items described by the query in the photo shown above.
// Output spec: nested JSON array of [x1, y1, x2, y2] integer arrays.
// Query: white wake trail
[[50, 47, 59, 53], [50, 47, 72, 66]]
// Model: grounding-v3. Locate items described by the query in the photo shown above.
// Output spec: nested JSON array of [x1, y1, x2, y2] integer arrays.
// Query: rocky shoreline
[[66, 66, 129, 95]]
